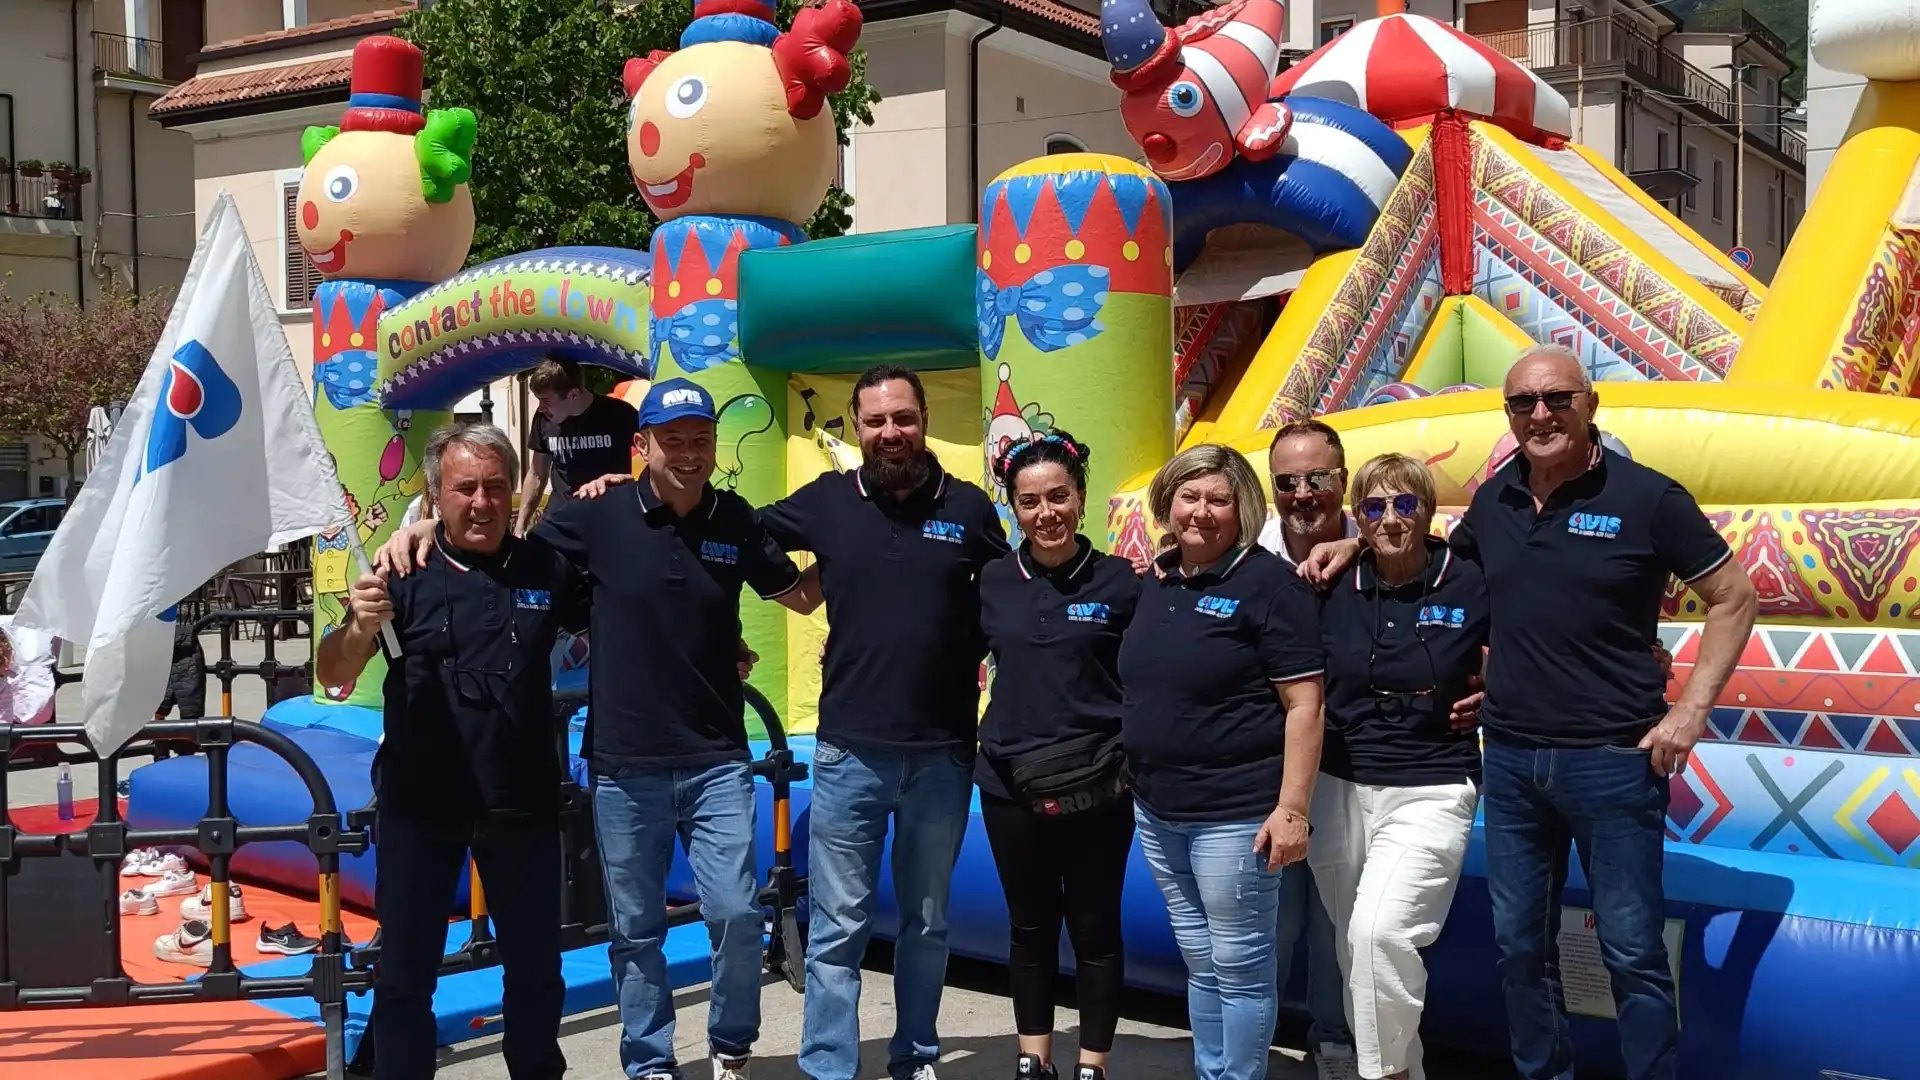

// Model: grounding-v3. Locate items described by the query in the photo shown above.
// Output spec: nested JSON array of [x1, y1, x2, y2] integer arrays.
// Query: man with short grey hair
[[319, 421, 583, 1080]]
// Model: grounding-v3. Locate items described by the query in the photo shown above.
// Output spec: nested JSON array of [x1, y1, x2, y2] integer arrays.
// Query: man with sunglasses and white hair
[[320, 421, 584, 1080]]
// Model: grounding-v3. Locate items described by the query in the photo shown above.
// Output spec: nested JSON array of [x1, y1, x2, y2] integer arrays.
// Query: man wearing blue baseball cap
[[379, 378, 821, 1080]]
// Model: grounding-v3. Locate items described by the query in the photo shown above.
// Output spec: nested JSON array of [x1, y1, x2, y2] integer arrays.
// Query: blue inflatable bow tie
[[315, 351, 379, 410], [649, 299, 740, 373], [976, 266, 1111, 361], [317, 531, 350, 553]]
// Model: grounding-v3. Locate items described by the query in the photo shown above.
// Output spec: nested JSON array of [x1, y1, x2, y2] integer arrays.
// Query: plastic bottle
[[56, 763, 73, 822]]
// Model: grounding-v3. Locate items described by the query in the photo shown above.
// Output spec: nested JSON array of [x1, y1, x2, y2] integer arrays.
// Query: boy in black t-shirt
[[516, 357, 639, 534]]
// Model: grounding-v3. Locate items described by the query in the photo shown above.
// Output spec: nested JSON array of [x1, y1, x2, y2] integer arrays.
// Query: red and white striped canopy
[[1269, 14, 1572, 144]]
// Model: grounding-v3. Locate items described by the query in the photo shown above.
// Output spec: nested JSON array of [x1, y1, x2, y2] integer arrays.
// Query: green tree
[[402, 0, 879, 268]]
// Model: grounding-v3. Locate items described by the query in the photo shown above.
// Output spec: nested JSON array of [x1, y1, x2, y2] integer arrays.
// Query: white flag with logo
[[16, 192, 350, 754]]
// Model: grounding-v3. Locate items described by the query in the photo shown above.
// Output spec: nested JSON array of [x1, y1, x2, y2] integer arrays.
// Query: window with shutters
[[283, 181, 320, 311]]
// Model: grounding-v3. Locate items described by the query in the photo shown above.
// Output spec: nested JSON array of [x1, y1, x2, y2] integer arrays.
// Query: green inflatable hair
[[417, 108, 477, 204], [301, 125, 340, 165]]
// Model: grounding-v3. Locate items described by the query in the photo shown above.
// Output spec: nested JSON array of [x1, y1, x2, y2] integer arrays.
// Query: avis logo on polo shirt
[[1419, 605, 1467, 628], [1567, 512, 1622, 540], [1195, 596, 1239, 619], [515, 589, 552, 610], [701, 540, 740, 565], [1066, 602, 1111, 624], [923, 520, 966, 544]]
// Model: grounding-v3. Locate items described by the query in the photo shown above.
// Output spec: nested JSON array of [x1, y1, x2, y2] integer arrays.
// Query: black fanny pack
[[997, 731, 1129, 817]]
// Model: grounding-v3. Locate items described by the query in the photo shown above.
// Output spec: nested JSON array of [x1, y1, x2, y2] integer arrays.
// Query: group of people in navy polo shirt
[[327, 344, 1756, 1080]]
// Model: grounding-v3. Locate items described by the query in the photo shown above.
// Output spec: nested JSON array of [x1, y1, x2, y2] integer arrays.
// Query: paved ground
[[8, 638, 1513, 1079], [428, 950, 1511, 1080]]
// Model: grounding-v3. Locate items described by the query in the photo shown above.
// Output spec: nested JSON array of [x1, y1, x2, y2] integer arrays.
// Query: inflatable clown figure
[[621, 0, 859, 498], [1099, 0, 1411, 269], [296, 34, 476, 707]]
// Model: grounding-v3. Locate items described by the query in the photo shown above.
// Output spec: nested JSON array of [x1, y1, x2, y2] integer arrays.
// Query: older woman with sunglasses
[[1119, 444, 1325, 1080], [1307, 454, 1489, 1080]]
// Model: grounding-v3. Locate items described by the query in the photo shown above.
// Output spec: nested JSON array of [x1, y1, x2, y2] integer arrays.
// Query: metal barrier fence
[[1, 616, 810, 1080]]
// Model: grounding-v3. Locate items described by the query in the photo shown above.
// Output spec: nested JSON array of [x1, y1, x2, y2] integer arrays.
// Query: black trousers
[[373, 809, 566, 1080], [979, 791, 1135, 1053]]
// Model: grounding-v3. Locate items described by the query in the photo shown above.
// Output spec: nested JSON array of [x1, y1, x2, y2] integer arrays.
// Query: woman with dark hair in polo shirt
[[1309, 453, 1488, 1080], [977, 431, 1139, 1080], [1119, 443, 1325, 1080]]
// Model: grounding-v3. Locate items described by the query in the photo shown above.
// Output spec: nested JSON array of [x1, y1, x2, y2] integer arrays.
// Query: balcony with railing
[[1468, 19, 1806, 168], [1681, 8, 1793, 62], [93, 31, 178, 84], [0, 168, 84, 230]]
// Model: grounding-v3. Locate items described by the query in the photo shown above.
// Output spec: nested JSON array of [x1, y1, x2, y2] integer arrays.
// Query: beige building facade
[[0, 0, 201, 497]]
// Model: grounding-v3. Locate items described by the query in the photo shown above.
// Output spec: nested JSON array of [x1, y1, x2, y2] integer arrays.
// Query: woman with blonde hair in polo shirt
[[1308, 453, 1489, 1080], [1118, 443, 1326, 1080]]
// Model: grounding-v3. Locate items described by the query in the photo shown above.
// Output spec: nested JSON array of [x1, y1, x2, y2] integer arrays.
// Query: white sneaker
[[118, 888, 158, 916], [712, 1054, 751, 1080], [121, 848, 159, 876], [142, 868, 198, 898], [140, 852, 189, 877], [903, 1067, 939, 1080], [154, 920, 213, 967], [1314, 1043, 1359, 1080], [180, 882, 248, 923]]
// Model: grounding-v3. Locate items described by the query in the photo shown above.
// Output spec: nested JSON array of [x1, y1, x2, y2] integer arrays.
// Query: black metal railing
[[1470, 19, 1737, 129], [1, 169, 83, 222], [1683, 8, 1793, 62], [92, 31, 165, 80], [1780, 127, 1806, 165]]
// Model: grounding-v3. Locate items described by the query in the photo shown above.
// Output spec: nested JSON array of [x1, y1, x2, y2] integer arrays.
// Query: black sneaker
[[257, 922, 321, 955], [1075, 1067, 1106, 1080], [1015, 1055, 1057, 1080]]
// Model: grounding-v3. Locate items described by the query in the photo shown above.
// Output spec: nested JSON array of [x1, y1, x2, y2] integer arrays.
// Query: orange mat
[[0, 1000, 325, 1078], [119, 878, 380, 984]]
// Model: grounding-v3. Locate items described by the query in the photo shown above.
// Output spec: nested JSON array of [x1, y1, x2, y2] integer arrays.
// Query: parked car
[[0, 499, 67, 575]]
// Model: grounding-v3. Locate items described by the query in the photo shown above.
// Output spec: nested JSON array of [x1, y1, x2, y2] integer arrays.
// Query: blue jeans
[[1135, 804, 1284, 1080], [594, 762, 762, 1079], [799, 741, 974, 1080], [1482, 739, 1676, 1080], [1275, 860, 1352, 1049]]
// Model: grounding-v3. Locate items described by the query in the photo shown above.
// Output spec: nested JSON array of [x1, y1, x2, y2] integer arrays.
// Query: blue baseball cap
[[638, 378, 717, 428]]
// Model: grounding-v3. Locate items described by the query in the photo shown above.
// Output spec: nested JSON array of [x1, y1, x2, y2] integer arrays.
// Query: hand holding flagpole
[[343, 530, 402, 657]]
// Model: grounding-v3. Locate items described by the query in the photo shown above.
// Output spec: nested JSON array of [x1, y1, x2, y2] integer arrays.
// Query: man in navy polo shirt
[[1257, 419, 1358, 1080], [378, 380, 821, 1080], [1461, 346, 1756, 1080], [758, 364, 1009, 1080], [323, 422, 582, 1080]]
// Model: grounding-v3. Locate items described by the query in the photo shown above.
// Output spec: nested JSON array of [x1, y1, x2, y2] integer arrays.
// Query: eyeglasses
[[1273, 469, 1342, 496], [1357, 493, 1421, 521], [1503, 390, 1582, 416]]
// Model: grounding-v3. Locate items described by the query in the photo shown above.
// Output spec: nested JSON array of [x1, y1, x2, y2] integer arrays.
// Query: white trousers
[[1307, 774, 1479, 1080]]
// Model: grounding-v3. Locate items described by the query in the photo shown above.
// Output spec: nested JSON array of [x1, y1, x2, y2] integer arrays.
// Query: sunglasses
[[1273, 469, 1342, 496], [1357, 493, 1421, 521], [1503, 390, 1582, 416]]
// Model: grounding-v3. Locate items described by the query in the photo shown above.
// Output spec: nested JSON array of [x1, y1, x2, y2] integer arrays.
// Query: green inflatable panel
[[739, 225, 980, 373]]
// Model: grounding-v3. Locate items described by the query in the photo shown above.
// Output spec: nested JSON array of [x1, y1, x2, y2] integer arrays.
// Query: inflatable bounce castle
[[124, 1, 1920, 1076]]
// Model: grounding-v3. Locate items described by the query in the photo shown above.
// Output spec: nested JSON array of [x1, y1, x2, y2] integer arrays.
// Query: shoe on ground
[[180, 882, 248, 923], [1074, 1067, 1106, 1080], [902, 1067, 939, 1080], [142, 868, 198, 898], [118, 888, 158, 916], [712, 1054, 751, 1080], [139, 852, 189, 877], [1315, 1043, 1359, 1080], [121, 848, 159, 877], [257, 922, 321, 956], [154, 920, 212, 967], [1015, 1055, 1057, 1080]]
